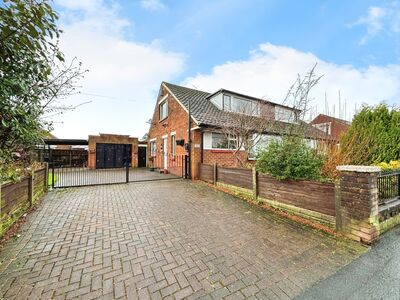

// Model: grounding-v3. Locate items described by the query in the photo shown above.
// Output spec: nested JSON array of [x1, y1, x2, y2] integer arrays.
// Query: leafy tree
[[0, 0, 85, 167], [256, 138, 324, 180], [340, 104, 400, 165]]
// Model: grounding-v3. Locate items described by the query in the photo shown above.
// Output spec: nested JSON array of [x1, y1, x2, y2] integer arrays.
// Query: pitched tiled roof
[[163, 82, 329, 140]]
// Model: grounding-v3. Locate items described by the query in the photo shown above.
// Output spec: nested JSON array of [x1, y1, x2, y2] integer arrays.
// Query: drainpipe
[[200, 131, 204, 163], [187, 98, 191, 179]]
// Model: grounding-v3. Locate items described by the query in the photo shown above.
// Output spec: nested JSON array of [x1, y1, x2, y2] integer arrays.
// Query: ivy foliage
[[340, 104, 400, 165], [256, 138, 324, 181]]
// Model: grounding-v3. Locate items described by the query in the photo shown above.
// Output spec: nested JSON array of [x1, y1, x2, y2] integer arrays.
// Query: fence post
[[51, 163, 55, 189], [334, 180, 342, 231], [29, 170, 34, 207], [213, 163, 217, 185], [0, 181, 2, 223], [252, 167, 258, 199], [126, 162, 129, 183], [398, 173, 400, 198], [184, 156, 188, 179], [44, 162, 49, 192]]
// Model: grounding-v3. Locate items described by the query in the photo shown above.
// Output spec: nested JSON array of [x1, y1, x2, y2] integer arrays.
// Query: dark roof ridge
[[314, 113, 351, 125], [162, 81, 211, 95]]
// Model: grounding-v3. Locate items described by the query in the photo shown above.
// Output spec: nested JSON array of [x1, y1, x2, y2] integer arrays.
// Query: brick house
[[310, 114, 350, 144], [147, 82, 327, 179]]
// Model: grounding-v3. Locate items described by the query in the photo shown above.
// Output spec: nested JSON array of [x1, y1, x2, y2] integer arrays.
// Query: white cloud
[[52, 1, 184, 138], [354, 2, 400, 44], [140, 0, 166, 11], [183, 43, 400, 121]]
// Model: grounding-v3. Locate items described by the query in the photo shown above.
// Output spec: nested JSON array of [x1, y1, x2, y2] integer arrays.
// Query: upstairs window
[[275, 106, 297, 123], [222, 94, 260, 116], [211, 133, 237, 149], [159, 100, 168, 120]]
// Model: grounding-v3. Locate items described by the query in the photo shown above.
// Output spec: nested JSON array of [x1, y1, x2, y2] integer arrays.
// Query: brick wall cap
[[336, 165, 381, 173]]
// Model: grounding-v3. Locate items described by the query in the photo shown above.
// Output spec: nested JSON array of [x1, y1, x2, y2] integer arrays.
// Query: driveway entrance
[[0, 180, 362, 299]]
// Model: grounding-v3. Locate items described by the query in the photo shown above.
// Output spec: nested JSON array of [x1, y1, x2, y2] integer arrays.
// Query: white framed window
[[159, 100, 168, 121], [249, 134, 282, 159], [171, 134, 176, 156], [313, 123, 331, 135], [150, 141, 156, 157], [222, 94, 260, 116], [223, 95, 231, 110], [211, 133, 237, 149], [275, 106, 297, 123], [305, 139, 317, 149]]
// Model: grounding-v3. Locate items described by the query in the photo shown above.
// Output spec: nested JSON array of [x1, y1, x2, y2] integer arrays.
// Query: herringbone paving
[[0, 180, 361, 299]]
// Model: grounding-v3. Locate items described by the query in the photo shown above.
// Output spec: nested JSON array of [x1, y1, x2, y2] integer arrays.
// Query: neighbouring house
[[147, 82, 329, 179], [310, 114, 350, 144]]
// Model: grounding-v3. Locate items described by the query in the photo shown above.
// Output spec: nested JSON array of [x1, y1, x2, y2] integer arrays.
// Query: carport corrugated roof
[[43, 139, 88, 145]]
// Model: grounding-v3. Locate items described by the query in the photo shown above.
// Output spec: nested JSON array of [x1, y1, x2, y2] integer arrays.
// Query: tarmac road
[[296, 225, 400, 300]]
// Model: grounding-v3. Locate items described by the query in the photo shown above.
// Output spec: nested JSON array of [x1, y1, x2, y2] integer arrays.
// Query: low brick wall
[[1, 167, 48, 237]]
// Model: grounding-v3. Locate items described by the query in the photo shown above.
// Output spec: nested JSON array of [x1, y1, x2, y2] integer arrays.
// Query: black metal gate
[[41, 139, 188, 188]]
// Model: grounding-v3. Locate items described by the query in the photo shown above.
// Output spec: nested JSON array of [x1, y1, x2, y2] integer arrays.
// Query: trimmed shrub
[[256, 138, 324, 181]]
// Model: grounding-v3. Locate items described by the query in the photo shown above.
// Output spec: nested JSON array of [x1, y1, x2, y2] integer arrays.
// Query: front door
[[163, 138, 168, 169], [138, 146, 147, 167]]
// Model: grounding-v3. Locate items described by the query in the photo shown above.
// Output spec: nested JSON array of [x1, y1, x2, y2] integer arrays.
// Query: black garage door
[[96, 143, 132, 169]]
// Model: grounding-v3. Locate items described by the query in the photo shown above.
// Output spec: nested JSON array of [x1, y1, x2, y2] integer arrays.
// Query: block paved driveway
[[0, 180, 362, 299]]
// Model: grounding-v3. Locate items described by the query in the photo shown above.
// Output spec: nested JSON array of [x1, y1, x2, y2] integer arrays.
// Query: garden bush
[[340, 104, 400, 165], [256, 138, 324, 181], [374, 160, 400, 171]]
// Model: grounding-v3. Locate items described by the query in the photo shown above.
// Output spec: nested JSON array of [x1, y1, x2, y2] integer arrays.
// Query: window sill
[[206, 149, 236, 153], [159, 117, 168, 123]]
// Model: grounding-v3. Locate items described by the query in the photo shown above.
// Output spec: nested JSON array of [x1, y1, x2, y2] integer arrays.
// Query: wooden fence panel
[[1, 168, 46, 219], [258, 174, 335, 216], [1, 178, 30, 216], [218, 167, 253, 190], [199, 164, 213, 183], [33, 169, 46, 196]]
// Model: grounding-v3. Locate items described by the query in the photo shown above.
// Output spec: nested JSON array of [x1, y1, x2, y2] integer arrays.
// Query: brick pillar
[[336, 165, 381, 245]]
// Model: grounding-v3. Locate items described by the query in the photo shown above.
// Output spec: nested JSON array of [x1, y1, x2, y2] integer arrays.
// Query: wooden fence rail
[[1, 165, 48, 237], [199, 163, 336, 217]]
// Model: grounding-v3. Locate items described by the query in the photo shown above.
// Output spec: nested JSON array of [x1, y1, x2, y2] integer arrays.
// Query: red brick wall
[[148, 86, 196, 177], [203, 150, 252, 168]]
